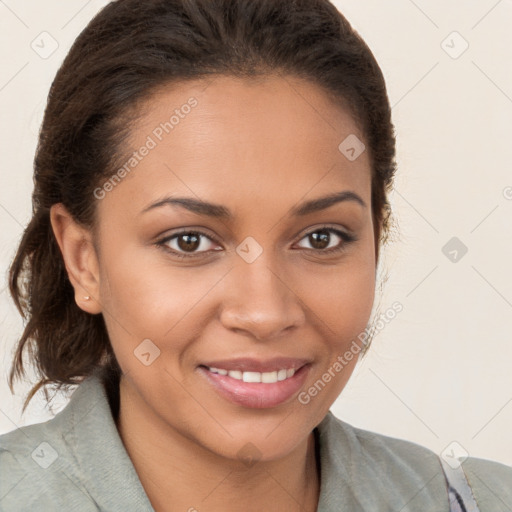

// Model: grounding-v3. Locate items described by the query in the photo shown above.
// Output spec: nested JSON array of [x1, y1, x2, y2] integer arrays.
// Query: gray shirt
[[1, 372, 511, 511]]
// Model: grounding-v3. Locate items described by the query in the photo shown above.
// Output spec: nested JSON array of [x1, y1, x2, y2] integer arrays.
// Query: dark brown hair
[[8, 0, 397, 412]]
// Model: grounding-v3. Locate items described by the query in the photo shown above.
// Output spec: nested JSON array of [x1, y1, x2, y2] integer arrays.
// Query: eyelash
[[155, 226, 358, 260]]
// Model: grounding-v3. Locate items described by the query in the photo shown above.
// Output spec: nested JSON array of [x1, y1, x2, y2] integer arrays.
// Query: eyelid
[[295, 223, 353, 242]]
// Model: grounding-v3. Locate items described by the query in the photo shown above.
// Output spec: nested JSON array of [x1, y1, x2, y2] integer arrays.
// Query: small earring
[[83, 296, 91, 301]]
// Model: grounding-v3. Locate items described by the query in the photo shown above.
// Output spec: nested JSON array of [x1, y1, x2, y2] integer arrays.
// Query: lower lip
[[198, 365, 311, 409]]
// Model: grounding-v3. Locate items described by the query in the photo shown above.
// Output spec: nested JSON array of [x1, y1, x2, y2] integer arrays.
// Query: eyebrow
[[140, 190, 367, 220]]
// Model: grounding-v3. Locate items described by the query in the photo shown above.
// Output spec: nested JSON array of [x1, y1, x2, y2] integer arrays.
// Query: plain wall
[[1, 0, 511, 466]]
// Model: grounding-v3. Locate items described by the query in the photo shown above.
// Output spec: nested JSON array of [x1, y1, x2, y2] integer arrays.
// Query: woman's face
[[94, 74, 376, 461]]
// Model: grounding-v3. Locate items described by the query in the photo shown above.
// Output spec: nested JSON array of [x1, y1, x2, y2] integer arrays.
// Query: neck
[[115, 376, 320, 512]]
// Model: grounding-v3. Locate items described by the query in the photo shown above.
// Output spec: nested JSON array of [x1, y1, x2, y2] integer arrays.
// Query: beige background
[[1, 0, 511, 466]]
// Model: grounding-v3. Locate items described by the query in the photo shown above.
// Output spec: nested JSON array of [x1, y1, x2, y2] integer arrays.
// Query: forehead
[[100, 74, 371, 221]]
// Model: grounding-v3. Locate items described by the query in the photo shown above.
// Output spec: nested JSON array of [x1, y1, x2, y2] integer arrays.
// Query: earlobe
[[49, 203, 102, 314]]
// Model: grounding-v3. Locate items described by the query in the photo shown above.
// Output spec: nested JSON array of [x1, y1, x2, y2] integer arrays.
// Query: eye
[[156, 225, 358, 260], [156, 230, 221, 259], [295, 227, 357, 255]]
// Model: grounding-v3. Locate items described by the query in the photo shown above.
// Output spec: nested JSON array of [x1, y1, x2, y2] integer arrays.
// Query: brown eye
[[157, 230, 221, 258], [296, 227, 357, 254], [176, 233, 201, 252], [307, 229, 331, 250]]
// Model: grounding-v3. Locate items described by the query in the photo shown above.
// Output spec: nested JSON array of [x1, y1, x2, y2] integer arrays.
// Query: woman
[[1, 0, 510, 510]]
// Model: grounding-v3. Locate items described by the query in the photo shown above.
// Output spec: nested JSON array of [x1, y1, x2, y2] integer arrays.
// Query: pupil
[[178, 233, 200, 251], [310, 230, 329, 249]]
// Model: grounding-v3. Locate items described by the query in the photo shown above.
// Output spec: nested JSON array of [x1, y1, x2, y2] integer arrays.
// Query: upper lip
[[200, 357, 311, 373]]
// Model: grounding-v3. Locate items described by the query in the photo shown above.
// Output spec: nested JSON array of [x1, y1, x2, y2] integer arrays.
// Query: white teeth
[[261, 371, 278, 383], [242, 371, 261, 383], [207, 367, 297, 383]]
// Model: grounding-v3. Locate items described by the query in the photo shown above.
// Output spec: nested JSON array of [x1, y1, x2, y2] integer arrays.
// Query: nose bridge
[[220, 249, 304, 340]]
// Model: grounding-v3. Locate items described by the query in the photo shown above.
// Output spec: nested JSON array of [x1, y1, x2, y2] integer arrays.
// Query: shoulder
[[461, 456, 512, 511], [0, 380, 101, 511], [317, 412, 449, 510], [0, 420, 82, 510], [1, 373, 162, 512], [319, 411, 444, 474], [317, 412, 512, 511]]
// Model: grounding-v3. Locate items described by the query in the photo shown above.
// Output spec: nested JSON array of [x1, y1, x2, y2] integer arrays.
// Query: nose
[[219, 256, 306, 341]]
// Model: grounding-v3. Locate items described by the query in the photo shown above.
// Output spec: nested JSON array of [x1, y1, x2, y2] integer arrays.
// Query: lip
[[198, 359, 312, 409], [200, 357, 311, 373]]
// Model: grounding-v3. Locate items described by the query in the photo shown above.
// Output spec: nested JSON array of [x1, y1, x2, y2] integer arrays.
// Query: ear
[[50, 203, 102, 314]]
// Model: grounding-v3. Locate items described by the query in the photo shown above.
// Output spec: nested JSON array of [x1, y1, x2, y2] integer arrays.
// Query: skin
[[51, 74, 377, 511]]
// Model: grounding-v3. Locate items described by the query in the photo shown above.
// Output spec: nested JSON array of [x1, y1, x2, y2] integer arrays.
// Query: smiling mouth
[[197, 360, 312, 409], [203, 366, 298, 384]]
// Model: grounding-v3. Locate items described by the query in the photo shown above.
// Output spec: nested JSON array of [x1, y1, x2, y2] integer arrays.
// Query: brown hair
[[8, 0, 397, 412]]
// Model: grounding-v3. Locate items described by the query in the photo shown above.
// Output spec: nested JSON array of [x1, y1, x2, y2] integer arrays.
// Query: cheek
[[293, 261, 375, 415], [295, 255, 376, 345], [332, 266, 374, 333], [98, 241, 223, 363]]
